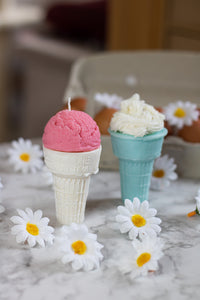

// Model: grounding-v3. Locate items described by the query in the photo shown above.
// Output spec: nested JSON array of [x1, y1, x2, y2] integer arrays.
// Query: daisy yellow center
[[131, 214, 146, 227], [174, 107, 186, 118], [20, 153, 30, 162], [26, 222, 39, 236], [153, 169, 165, 178], [71, 240, 87, 255], [137, 252, 151, 267]]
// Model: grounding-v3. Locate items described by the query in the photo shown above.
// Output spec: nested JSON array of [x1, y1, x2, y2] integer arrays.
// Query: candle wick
[[68, 97, 71, 111]]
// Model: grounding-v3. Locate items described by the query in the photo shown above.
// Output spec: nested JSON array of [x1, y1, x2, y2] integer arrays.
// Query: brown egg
[[155, 107, 163, 113], [155, 107, 173, 136], [62, 97, 87, 112], [178, 120, 200, 143], [94, 108, 117, 135]]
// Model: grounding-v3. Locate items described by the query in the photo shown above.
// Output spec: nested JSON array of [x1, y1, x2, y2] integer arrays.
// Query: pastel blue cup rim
[[108, 128, 168, 141]]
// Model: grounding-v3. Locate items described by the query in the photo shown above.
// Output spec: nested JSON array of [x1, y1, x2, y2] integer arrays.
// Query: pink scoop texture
[[42, 110, 101, 152]]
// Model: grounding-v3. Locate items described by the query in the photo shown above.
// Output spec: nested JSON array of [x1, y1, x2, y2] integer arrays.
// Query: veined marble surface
[[0, 142, 200, 300]]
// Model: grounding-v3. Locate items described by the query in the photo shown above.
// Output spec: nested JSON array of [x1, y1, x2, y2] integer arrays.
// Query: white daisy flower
[[116, 198, 161, 240], [195, 189, 200, 214], [8, 138, 43, 173], [41, 165, 53, 186], [11, 208, 54, 247], [94, 93, 123, 110], [151, 155, 178, 190], [121, 237, 163, 279], [164, 101, 199, 129], [58, 223, 103, 271], [188, 189, 200, 217]]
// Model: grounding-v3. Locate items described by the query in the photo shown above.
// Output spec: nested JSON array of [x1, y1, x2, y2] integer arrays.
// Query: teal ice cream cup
[[109, 128, 168, 202]]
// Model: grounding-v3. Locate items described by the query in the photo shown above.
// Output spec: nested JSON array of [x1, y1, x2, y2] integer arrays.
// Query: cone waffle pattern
[[53, 175, 90, 225], [119, 159, 154, 202]]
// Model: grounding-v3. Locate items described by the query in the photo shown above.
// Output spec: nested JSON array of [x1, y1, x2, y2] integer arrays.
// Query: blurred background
[[0, 0, 200, 142]]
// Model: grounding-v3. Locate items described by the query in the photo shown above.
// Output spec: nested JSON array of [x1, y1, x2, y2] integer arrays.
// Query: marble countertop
[[1, 142, 200, 300]]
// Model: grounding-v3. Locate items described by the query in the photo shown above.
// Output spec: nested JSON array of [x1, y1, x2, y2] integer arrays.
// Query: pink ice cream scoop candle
[[42, 110, 101, 152], [42, 106, 101, 225]]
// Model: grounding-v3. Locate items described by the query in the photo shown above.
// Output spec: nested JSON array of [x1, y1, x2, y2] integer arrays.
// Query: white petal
[[72, 257, 83, 270], [151, 224, 161, 233], [25, 139, 32, 148], [117, 206, 131, 217], [46, 234, 54, 245], [128, 227, 138, 239], [16, 231, 28, 243], [132, 197, 141, 211], [147, 208, 157, 217], [27, 235, 36, 247], [83, 257, 95, 271], [36, 236, 45, 247], [124, 199, 134, 213], [10, 216, 24, 225], [141, 201, 149, 211], [143, 228, 157, 238], [119, 221, 133, 233], [62, 254, 74, 264], [129, 270, 139, 280], [11, 224, 24, 234], [149, 217, 161, 225], [71, 223, 80, 231], [168, 172, 178, 180], [17, 209, 28, 220], [25, 208, 34, 218], [138, 230, 147, 240], [150, 179, 162, 191], [33, 210, 43, 221], [40, 217, 50, 226], [46, 226, 54, 234], [87, 233, 97, 241], [148, 260, 158, 271], [116, 215, 129, 223], [163, 180, 170, 187], [18, 137, 25, 145], [131, 238, 141, 249], [12, 140, 20, 150]]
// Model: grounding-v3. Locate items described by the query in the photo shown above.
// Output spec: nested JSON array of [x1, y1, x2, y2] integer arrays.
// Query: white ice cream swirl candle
[[110, 94, 165, 137]]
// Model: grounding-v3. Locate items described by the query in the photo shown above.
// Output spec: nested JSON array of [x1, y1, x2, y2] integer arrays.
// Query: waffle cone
[[43, 146, 101, 224]]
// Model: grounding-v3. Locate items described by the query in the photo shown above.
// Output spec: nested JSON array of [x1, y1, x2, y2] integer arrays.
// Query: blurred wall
[[106, 0, 200, 51], [0, 0, 200, 142]]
